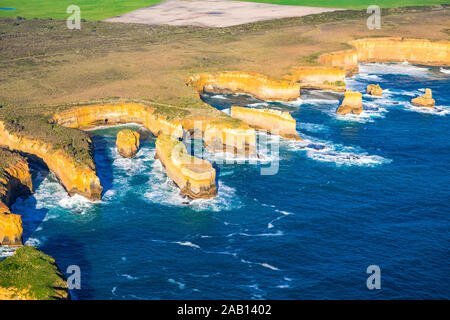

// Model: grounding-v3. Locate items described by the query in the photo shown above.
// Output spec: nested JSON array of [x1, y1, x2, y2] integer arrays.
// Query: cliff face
[[0, 151, 33, 246], [0, 122, 102, 201], [230, 106, 301, 140], [155, 134, 217, 199], [0, 246, 70, 300], [185, 72, 301, 102], [284, 67, 346, 92], [350, 38, 450, 66], [116, 129, 140, 158], [317, 50, 359, 75], [411, 88, 435, 108], [337, 90, 363, 115]]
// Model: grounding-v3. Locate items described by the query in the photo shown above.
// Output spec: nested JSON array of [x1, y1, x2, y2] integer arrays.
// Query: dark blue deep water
[[3, 63, 449, 299]]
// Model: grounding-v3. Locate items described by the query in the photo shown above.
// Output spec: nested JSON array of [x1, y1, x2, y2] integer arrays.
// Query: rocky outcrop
[[284, 66, 346, 91], [230, 106, 301, 140], [317, 49, 359, 75], [367, 84, 383, 96], [411, 88, 435, 108], [337, 90, 363, 115], [203, 121, 257, 156], [0, 121, 102, 201], [0, 246, 70, 300], [155, 134, 217, 199], [116, 129, 140, 158], [0, 150, 33, 246], [185, 72, 301, 102], [349, 38, 450, 66]]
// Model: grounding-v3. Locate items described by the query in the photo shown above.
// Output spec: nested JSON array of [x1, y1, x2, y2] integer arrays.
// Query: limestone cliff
[[0, 150, 33, 247], [337, 90, 363, 115], [367, 84, 383, 96], [0, 121, 102, 201], [411, 88, 435, 108], [116, 129, 140, 158], [155, 134, 217, 199], [0, 246, 70, 300], [185, 72, 301, 102], [230, 106, 301, 140], [317, 50, 359, 75], [349, 38, 450, 66], [284, 67, 346, 92]]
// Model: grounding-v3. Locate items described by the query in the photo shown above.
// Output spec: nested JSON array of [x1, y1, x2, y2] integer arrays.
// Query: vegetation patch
[[0, 246, 69, 300]]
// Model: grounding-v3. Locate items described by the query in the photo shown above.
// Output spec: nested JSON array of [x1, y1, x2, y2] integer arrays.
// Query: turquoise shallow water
[[3, 63, 450, 299]]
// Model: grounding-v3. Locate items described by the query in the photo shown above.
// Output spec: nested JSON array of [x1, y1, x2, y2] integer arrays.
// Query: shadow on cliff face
[[90, 134, 114, 197], [19, 163, 49, 244], [40, 236, 95, 300]]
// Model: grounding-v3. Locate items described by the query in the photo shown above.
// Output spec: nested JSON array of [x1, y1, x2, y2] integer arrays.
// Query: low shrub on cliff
[[0, 246, 69, 300]]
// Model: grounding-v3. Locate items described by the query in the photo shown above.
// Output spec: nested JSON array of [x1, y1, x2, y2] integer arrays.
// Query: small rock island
[[336, 90, 363, 115], [116, 129, 140, 158], [367, 84, 383, 96], [411, 88, 435, 108]]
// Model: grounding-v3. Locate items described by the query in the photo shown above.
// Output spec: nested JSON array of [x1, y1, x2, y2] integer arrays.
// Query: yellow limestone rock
[[185, 72, 301, 102], [230, 106, 301, 140], [337, 90, 363, 115], [349, 38, 450, 66], [116, 129, 140, 158], [317, 50, 359, 75], [0, 122, 102, 201], [203, 121, 256, 156], [367, 84, 383, 96], [0, 154, 32, 246], [155, 135, 217, 199], [411, 88, 435, 108], [284, 67, 346, 91]]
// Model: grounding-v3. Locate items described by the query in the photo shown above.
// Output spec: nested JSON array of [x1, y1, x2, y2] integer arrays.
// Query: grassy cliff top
[[0, 246, 69, 300]]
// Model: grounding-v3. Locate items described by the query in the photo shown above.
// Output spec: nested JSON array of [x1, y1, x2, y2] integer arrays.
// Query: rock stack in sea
[[367, 84, 383, 96], [411, 88, 435, 108], [116, 129, 140, 158], [336, 90, 363, 115]]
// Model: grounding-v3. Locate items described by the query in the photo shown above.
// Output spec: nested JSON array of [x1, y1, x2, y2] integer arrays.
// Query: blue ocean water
[[4, 63, 450, 299]]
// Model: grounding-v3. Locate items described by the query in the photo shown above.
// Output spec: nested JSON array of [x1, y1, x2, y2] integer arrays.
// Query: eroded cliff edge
[[0, 149, 33, 246]]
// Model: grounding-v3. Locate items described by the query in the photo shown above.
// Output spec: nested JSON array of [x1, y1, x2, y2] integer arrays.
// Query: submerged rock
[[0, 246, 70, 300], [337, 90, 363, 115], [367, 84, 383, 96], [230, 106, 301, 140], [411, 88, 435, 108], [116, 129, 140, 158]]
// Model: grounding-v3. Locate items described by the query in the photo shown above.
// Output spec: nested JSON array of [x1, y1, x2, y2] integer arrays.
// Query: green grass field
[[241, 0, 449, 9], [0, 0, 163, 20], [0, 0, 448, 21]]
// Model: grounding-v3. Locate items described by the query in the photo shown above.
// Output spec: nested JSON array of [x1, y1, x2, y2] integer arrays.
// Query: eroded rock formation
[[0, 150, 33, 246], [317, 49, 359, 75], [155, 134, 217, 199], [230, 106, 301, 140], [367, 84, 383, 96], [185, 72, 301, 102], [284, 66, 346, 91], [350, 38, 450, 66], [337, 90, 363, 115], [116, 129, 140, 158], [0, 121, 102, 201], [411, 88, 435, 108]]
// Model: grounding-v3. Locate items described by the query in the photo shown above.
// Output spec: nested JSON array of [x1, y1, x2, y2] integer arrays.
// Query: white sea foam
[[211, 94, 228, 99], [283, 136, 391, 167], [359, 62, 431, 77], [168, 279, 186, 290], [0, 246, 17, 258], [440, 67, 450, 74], [221, 108, 231, 115], [144, 160, 241, 212], [174, 241, 201, 249], [403, 102, 450, 116], [297, 122, 329, 133]]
